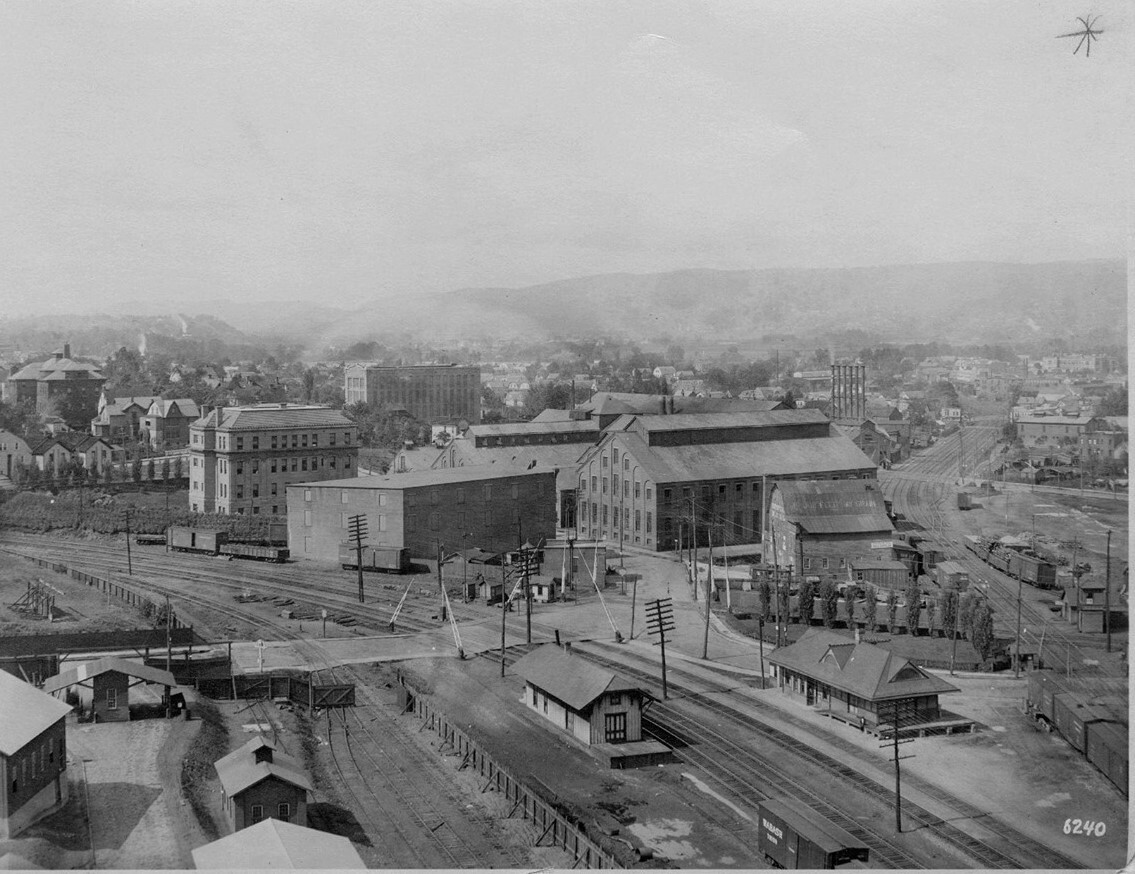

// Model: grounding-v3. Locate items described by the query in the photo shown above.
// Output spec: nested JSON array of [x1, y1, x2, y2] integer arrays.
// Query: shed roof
[[194, 404, 354, 432], [191, 819, 366, 869], [42, 656, 177, 695], [295, 465, 556, 492], [767, 628, 958, 703], [772, 480, 892, 535], [512, 644, 642, 711], [214, 747, 313, 797], [0, 671, 73, 756]]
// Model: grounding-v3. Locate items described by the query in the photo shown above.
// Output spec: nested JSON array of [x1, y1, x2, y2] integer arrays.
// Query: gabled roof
[[146, 398, 200, 419], [767, 628, 958, 702], [191, 819, 366, 870], [30, 432, 113, 456], [194, 404, 354, 432], [214, 738, 313, 797], [42, 656, 177, 695], [512, 644, 643, 710], [0, 671, 73, 756], [214, 735, 283, 772], [772, 479, 893, 536]]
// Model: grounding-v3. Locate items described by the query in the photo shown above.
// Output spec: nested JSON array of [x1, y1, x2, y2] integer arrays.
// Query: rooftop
[[772, 480, 893, 536], [293, 465, 557, 491], [193, 404, 355, 432], [191, 819, 366, 869], [42, 656, 177, 695], [0, 671, 73, 756], [512, 644, 643, 711]]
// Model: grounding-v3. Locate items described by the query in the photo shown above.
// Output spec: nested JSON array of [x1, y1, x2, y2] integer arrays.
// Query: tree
[[173, 456, 184, 481], [959, 591, 978, 641], [757, 578, 771, 621], [971, 600, 996, 660], [797, 577, 816, 625], [905, 581, 922, 636], [942, 590, 959, 639], [302, 368, 317, 403], [131, 456, 142, 483], [844, 590, 856, 630], [524, 381, 573, 418], [819, 580, 839, 628], [863, 584, 878, 632], [144, 458, 156, 482], [886, 589, 899, 632], [924, 594, 938, 638]]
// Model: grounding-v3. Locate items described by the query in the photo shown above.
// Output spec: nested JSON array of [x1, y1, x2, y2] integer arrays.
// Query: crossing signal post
[[348, 514, 367, 603], [644, 597, 675, 700]]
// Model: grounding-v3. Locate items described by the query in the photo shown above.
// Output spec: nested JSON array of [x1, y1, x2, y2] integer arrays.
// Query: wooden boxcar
[[1008, 551, 1057, 589], [1084, 721, 1128, 796], [1052, 692, 1113, 753], [339, 543, 410, 574], [934, 561, 970, 592], [1026, 671, 1062, 727], [757, 798, 869, 869], [219, 542, 290, 563], [169, 526, 227, 555], [985, 546, 1013, 575]]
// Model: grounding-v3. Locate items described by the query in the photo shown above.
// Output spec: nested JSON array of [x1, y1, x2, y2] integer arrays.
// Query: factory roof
[[191, 820, 366, 869], [294, 465, 557, 492], [772, 480, 893, 535], [193, 404, 355, 431], [0, 671, 73, 757]]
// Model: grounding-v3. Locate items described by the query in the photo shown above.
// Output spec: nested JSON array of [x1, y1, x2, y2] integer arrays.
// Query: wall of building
[[523, 683, 591, 745], [231, 778, 307, 832], [587, 690, 642, 745], [345, 364, 481, 423], [91, 671, 130, 722], [0, 720, 68, 838], [0, 430, 31, 479]]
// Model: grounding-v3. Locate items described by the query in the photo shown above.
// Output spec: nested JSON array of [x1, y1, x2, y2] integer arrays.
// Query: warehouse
[[287, 466, 558, 562], [192, 819, 366, 869]]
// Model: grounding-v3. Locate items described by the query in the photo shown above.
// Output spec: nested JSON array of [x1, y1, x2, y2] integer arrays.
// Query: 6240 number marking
[[1063, 819, 1106, 837]]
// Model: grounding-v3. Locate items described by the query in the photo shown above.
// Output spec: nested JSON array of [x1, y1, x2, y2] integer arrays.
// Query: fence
[[197, 671, 355, 708], [401, 677, 622, 869]]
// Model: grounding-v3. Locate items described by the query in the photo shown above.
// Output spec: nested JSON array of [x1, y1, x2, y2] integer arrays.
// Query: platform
[[590, 739, 674, 769]]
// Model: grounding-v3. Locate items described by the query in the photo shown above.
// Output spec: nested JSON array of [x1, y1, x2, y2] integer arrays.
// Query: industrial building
[[575, 410, 877, 552], [766, 480, 895, 577], [188, 403, 358, 515], [287, 466, 558, 562], [0, 671, 72, 839], [344, 363, 480, 424]]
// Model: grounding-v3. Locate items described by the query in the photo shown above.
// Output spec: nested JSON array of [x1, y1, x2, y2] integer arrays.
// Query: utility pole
[[499, 558, 508, 678], [644, 598, 674, 700], [1105, 529, 1112, 653], [1014, 573, 1023, 679], [436, 541, 446, 622], [165, 596, 173, 672], [690, 497, 698, 598], [881, 701, 915, 833], [702, 526, 713, 659], [123, 508, 133, 576], [348, 514, 367, 603]]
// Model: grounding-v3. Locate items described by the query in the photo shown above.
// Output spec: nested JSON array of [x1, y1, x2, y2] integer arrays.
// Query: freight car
[[228, 521, 289, 547], [757, 797, 870, 869], [219, 542, 290, 563], [1007, 550, 1058, 589], [934, 560, 970, 592], [168, 526, 227, 555], [1085, 721, 1128, 797], [134, 533, 167, 546], [985, 544, 1014, 575], [339, 543, 410, 574], [963, 535, 987, 560]]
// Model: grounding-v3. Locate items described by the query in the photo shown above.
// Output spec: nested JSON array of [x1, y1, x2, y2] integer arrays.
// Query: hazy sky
[[2, 1, 1129, 313]]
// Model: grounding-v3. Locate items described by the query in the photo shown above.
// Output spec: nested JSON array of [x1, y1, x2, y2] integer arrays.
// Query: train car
[[1008, 551, 1058, 589], [986, 545, 1013, 575], [956, 492, 973, 510], [266, 521, 288, 545], [219, 542, 290, 563], [1084, 720, 1128, 796], [339, 543, 410, 574], [168, 526, 227, 555], [757, 797, 869, 869], [934, 561, 970, 592], [134, 533, 167, 546], [1052, 692, 1113, 753]]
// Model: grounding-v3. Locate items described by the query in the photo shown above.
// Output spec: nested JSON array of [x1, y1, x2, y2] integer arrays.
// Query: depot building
[[286, 466, 558, 562]]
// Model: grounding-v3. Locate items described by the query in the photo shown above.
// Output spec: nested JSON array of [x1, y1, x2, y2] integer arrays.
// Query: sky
[[1, 1, 1130, 314]]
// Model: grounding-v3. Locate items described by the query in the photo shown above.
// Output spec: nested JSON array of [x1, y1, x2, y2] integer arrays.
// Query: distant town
[[0, 325, 1126, 869]]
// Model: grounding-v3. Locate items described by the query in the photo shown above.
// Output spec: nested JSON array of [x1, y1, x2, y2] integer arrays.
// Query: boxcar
[[986, 546, 1013, 575], [169, 526, 227, 555], [339, 543, 410, 574], [1084, 720, 1128, 796], [1052, 692, 1113, 753], [757, 798, 869, 869], [219, 542, 290, 563], [1026, 671, 1063, 727], [134, 533, 167, 546], [1008, 551, 1057, 589], [935, 561, 970, 592]]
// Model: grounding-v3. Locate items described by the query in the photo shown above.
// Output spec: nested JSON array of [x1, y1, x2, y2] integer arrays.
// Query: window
[[236, 486, 244, 499], [291, 459, 298, 472], [252, 436, 259, 450], [291, 435, 298, 448], [278, 802, 291, 820], [635, 511, 641, 531], [602, 477, 608, 494], [646, 512, 652, 533], [252, 485, 259, 498], [602, 455, 608, 468], [236, 437, 244, 451], [531, 687, 537, 705], [271, 483, 277, 495], [612, 474, 619, 492], [341, 490, 349, 504], [542, 695, 548, 714], [457, 488, 465, 504], [304, 489, 312, 502], [252, 461, 259, 474], [604, 712, 627, 743], [271, 459, 277, 472], [272, 505, 278, 514], [107, 688, 118, 710], [591, 476, 597, 491], [330, 433, 336, 446], [341, 512, 349, 528], [612, 448, 619, 465], [312, 434, 319, 447], [635, 482, 641, 498], [624, 481, 630, 498], [822, 558, 830, 569], [304, 510, 312, 526], [251, 805, 265, 823]]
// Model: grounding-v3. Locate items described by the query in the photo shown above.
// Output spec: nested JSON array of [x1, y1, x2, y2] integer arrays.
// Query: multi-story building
[[287, 466, 557, 562], [5, 344, 105, 427], [90, 394, 161, 443], [343, 363, 480, 424], [138, 398, 200, 451], [188, 404, 358, 515], [575, 410, 878, 552], [1016, 415, 1097, 450]]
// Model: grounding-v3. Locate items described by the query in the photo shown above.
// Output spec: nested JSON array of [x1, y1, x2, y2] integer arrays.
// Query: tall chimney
[[64, 343, 71, 359]]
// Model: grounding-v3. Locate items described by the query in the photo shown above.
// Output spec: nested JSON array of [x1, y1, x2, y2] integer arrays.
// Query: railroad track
[[573, 644, 1082, 870]]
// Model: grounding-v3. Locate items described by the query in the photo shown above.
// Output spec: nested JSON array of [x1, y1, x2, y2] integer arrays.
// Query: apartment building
[[343, 363, 480, 424], [188, 404, 358, 515]]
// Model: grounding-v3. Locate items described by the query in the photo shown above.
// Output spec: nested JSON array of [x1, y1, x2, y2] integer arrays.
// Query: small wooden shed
[[42, 657, 176, 723]]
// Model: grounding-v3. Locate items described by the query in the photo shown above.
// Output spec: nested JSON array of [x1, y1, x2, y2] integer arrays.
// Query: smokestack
[[64, 343, 71, 359]]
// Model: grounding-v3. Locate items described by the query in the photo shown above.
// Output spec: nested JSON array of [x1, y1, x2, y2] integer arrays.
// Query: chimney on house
[[854, 627, 861, 644]]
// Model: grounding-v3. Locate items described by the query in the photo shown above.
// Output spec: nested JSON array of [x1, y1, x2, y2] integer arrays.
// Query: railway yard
[[0, 431, 1128, 870]]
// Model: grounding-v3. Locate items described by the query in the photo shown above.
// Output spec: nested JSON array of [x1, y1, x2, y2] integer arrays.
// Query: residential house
[[0, 671, 72, 839], [0, 430, 32, 480], [30, 433, 115, 477], [138, 398, 200, 451], [90, 394, 161, 443]]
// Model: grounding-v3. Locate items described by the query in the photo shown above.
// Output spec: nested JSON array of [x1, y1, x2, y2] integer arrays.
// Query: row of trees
[[12, 456, 186, 490], [750, 579, 997, 659]]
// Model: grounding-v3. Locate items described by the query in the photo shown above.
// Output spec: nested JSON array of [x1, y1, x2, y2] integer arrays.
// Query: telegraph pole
[[436, 541, 446, 621], [644, 598, 674, 700], [1105, 529, 1112, 653], [348, 514, 367, 603], [123, 508, 133, 576], [702, 526, 713, 659], [499, 558, 508, 678]]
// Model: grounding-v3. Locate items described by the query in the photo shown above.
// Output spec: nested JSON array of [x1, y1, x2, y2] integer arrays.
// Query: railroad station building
[[343, 362, 481, 424], [575, 410, 877, 552], [767, 480, 896, 578], [192, 819, 366, 869], [0, 671, 72, 839], [189, 403, 358, 516], [767, 629, 961, 735], [215, 736, 312, 832], [287, 466, 558, 562], [512, 644, 672, 768]]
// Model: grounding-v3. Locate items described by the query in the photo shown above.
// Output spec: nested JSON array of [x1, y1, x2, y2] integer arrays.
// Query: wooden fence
[[402, 677, 622, 869]]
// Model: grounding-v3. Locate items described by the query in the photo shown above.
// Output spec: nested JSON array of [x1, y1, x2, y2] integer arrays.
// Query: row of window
[[9, 735, 63, 796], [194, 431, 354, 450], [250, 803, 292, 823]]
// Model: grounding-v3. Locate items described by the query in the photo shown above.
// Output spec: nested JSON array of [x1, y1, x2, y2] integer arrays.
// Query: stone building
[[343, 363, 480, 424]]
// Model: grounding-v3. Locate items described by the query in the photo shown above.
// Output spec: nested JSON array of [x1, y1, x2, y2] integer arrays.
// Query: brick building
[[138, 398, 200, 451], [1016, 415, 1097, 450], [343, 363, 480, 424], [42, 657, 176, 723], [575, 410, 877, 552], [90, 394, 161, 443], [0, 672, 72, 839], [767, 480, 895, 578], [0, 429, 32, 480], [5, 344, 105, 427], [287, 466, 557, 562], [215, 737, 311, 832], [188, 404, 358, 515]]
